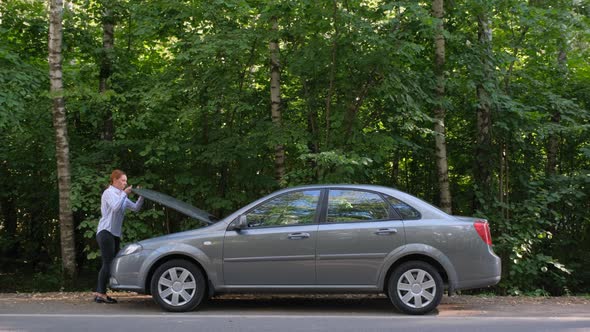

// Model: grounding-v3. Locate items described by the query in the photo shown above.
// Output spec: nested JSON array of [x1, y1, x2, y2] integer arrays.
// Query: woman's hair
[[109, 169, 126, 185]]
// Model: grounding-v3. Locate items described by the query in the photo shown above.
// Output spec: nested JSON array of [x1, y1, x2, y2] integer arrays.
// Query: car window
[[326, 190, 390, 223], [386, 196, 421, 220], [245, 190, 321, 228]]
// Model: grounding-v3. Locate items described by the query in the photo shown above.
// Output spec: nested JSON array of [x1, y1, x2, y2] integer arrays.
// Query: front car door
[[316, 188, 406, 286], [223, 189, 321, 285]]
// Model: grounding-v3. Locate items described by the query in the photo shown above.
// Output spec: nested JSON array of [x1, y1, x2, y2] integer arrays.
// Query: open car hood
[[132, 188, 217, 224]]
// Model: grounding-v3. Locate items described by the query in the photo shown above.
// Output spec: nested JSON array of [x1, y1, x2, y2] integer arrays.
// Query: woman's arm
[[125, 196, 144, 212]]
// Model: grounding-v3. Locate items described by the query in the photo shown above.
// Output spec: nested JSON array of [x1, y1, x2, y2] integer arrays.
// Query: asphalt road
[[1, 294, 589, 332]]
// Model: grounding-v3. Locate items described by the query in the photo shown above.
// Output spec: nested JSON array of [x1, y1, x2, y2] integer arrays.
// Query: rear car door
[[223, 189, 321, 285], [316, 189, 406, 285]]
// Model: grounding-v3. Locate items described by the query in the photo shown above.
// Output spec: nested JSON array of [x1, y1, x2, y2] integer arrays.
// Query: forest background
[[1, 0, 589, 295]]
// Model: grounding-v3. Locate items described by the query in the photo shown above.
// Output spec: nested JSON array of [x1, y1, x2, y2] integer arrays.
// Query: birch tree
[[49, 0, 76, 282], [433, 0, 452, 213], [270, 16, 285, 183], [99, 1, 115, 141]]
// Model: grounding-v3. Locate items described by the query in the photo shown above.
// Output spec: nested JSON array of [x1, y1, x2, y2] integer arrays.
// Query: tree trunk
[[270, 17, 285, 183], [325, 0, 339, 148], [433, 0, 452, 214], [100, 6, 115, 141], [474, 13, 493, 211], [499, 142, 510, 219], [546, 111, 560, 175], [303, 80, 320, 182], [390, 154, 400, 188], [49, 0, 77, 283], [546, 47, 566, 175], [0, 163, 17, 258], [0, 196, 18, 258], [343, 77, 373, 143]]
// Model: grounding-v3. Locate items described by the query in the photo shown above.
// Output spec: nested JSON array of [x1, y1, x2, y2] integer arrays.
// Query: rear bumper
[[455, 252, 501, 291], [455, 275, 501, 291]]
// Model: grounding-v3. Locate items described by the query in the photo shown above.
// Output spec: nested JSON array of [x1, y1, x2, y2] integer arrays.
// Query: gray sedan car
[[111, 185, 501, 315]]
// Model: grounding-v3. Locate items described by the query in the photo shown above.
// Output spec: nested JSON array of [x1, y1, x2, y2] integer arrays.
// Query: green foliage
[[287, 148, 374, 184], [1, 0, 590, 294]]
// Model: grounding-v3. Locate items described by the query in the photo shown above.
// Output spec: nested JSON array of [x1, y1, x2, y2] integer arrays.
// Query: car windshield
[[132, 188, 218, 224]]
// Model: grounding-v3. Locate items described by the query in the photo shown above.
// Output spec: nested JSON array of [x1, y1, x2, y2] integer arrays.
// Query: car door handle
[[288, 232, 311, 240], [374, 228, 398, 235]]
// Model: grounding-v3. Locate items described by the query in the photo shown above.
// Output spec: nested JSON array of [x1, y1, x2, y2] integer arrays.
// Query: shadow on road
[[203, 295, 401, 315]]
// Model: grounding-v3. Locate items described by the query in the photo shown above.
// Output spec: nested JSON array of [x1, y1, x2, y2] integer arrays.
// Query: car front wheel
[[150, 259, 206, 312], [388, 261, 443, 315]]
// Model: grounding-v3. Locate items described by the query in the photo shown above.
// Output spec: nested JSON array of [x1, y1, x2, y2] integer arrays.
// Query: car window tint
[[327, 190, 389, 223], [386, 196, 421, 220], [246, 190, 320, 228]]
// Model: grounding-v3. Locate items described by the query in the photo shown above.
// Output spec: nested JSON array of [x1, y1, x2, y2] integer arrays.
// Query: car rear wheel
[[388, 261, 443, 315], [150, 259, 206, 312]]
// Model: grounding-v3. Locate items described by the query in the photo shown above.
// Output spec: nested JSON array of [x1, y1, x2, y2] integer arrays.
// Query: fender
[[377, 243, 458, 292], [138, 243, 216, 291]]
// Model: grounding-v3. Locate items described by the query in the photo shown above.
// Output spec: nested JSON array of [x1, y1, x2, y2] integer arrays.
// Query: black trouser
[[96, 230, 120, 294]]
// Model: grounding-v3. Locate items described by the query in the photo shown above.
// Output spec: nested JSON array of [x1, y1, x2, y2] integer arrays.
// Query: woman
[[94, 169, 144, 303]]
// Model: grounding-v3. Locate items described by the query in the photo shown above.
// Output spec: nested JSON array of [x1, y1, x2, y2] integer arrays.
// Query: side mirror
[[232, 215, 248, 232]]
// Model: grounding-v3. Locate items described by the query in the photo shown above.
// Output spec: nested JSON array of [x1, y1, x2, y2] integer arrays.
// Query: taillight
[[474, 220, 492, 245]]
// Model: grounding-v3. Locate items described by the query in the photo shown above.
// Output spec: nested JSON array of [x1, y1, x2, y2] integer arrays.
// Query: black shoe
[[94, 296, 118, 304]]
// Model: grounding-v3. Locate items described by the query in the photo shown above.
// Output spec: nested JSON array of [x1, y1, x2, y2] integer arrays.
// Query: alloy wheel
[[157, 267, 197, 306], [396, 268, 436, 309]]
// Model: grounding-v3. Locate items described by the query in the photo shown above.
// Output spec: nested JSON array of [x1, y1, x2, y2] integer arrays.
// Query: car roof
[[275, 184, 394, 191]]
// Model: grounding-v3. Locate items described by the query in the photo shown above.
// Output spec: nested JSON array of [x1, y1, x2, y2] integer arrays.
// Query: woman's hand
[[124, 185, 133, 195]]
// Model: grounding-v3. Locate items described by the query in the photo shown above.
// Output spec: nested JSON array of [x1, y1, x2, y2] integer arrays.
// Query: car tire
[[150, 259, 207, 312], [388, 261, 443, 315]]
